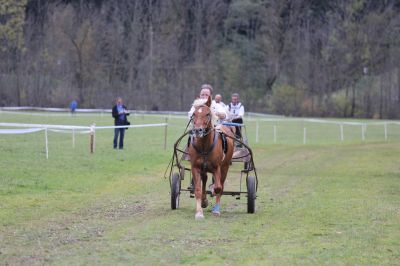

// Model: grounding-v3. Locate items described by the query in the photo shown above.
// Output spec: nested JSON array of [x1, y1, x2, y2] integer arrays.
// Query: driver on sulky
[[188, 84, 227, 124], [227, 93, 245, 140]]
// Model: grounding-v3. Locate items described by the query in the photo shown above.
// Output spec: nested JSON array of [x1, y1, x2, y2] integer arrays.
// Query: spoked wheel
[[246, 175, 256, 213], [171, 173, 181, 209]]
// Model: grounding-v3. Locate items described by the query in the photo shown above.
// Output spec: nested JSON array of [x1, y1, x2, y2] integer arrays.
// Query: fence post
[[256, 121, 259, 143], [273, 125, 277, 143], [164, 117, 168, 150], [340, 124, 344, 141], [93, 124, 96, 152], [72, 128, 75, 148], [90, 124, 95, 153], [45, 127, 49, 159], [303, 127, 307, 144]]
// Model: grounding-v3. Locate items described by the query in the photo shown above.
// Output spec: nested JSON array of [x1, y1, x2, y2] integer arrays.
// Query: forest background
[[1, 0, 400, 118]]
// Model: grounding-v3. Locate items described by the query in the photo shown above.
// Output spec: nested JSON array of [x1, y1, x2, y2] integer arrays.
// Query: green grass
[[0, 112, 399, 265]]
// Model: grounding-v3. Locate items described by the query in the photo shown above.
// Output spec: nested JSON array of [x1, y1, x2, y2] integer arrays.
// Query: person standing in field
[[69, 100, 77, 115], [112, 97, 129, 149]]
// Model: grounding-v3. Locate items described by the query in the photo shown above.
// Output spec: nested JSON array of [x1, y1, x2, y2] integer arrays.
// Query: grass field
[[0, 112, 399, 265]]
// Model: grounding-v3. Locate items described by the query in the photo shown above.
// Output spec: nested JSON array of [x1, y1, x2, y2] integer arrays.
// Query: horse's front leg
[[201, 172, 208, 208], [192, 168, 204, 220]]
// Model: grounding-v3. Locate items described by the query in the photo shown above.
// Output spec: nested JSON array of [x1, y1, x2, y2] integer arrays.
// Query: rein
[[190, 118, 212, 137]]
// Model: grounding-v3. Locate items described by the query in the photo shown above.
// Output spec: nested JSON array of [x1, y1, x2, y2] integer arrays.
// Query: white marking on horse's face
[[198, 108, 202, 113]]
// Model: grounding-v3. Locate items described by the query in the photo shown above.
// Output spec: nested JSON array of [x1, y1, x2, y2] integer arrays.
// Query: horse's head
[[191, 96, 212, 138]]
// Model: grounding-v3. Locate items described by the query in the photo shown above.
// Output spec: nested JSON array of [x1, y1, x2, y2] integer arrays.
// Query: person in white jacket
[[213, 94, 226, 109]]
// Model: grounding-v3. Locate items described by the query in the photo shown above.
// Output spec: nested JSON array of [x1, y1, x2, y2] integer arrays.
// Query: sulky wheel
[[171, 173, 181, 209], [246, 175, 256, 213]]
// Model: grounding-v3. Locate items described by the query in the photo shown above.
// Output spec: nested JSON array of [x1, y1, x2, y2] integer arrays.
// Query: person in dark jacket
[[112, 97, 129, 149]]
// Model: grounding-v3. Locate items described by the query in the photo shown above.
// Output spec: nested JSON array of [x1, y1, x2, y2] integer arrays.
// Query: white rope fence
[[252, 120, 400, 144], [0, 122, 168, 159], [2, 106, 400, 145], [0, 128, 44, 134]]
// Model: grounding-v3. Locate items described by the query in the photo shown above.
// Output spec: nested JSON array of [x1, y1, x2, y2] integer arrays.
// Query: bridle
[[190, 105, 213, 138]]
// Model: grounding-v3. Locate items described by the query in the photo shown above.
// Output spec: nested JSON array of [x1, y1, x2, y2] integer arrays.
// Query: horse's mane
[[192, 98, 218, 126], [192, 98, 207, 107]]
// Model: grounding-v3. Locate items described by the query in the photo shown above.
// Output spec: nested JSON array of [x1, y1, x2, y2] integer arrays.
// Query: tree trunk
[[15, 50, 21, 106], [379, 75, 383, 119], [148, 0, 153, 110], [344, 86, 349, 117], [77, 49, 84, 104], [350, 85, 356, 117], [16, 69, 21, 106], [396, 68, 400, 117]]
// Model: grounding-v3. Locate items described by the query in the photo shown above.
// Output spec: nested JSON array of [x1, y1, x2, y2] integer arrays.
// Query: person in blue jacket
[[69, 100, 77, 115], [112, 97, 129, 149]]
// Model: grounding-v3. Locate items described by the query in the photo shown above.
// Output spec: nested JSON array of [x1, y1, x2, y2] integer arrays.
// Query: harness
[[190, 130, 219, 171], [220, 132, 228, 154], [190, 104, 229, 171], [190, 130, 218, 157]]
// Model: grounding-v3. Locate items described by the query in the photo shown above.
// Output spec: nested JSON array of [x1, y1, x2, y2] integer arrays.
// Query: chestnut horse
[[188, 96, 234, 219]]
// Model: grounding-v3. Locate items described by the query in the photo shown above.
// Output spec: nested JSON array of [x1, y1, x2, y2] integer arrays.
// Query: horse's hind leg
[[212, 164, 230, 217], [213, 167, 222, 195], [212, 176, 224, 216], [212, 194, 222, 216], [201, 172, 208, 208], [220, 163, 230, 189]]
